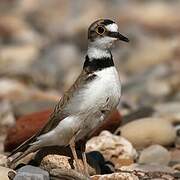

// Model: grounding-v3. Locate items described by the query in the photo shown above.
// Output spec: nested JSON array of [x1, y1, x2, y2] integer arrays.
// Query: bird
[[8, 19, 129, 175]]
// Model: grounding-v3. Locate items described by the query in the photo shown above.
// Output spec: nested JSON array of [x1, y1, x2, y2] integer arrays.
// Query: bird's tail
[[8, 133, 40, 167]]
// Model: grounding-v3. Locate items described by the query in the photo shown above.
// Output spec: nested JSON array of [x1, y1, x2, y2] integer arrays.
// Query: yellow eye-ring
[[96, 26, 105, 35]]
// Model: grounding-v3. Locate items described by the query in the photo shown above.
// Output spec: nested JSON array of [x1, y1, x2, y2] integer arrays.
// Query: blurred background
[[0, 0, 180, 168]]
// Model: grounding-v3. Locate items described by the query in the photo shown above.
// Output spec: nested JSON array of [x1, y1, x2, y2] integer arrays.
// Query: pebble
[[30, 44, 81, 88], [120, 163, 175, 174], [0, 154, 8, 167], [154, 102, 180, 123], [138, 144, 171, 165], [40, 153, 98, 176], [170, 149, 180, 165], [0, 45, 39, 75], [119, 117, 176, 148], [0, 166, 16, 180], [0, 100, 15, 127], [89, 110, 122, 137], [12, 99, 57, 117], [0, 15, 43, 45], [86, 131, 137, 169], [14, 165, 49, 180], [124, 37, 178, 74], [91, 172, 139, 180], [40, 154, 72, 172]]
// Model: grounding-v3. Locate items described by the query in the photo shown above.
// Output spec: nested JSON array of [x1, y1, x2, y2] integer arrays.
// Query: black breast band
[[83, 55, 114, 72]]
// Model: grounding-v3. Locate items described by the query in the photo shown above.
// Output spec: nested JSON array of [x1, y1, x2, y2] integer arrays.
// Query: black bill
[[108, 31, 129, 42]]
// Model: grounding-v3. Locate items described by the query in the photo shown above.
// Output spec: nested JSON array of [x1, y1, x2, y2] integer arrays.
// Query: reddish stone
[[4, 109, 52, 152], [91, 110, 122, 137], [4, 109, 122, 152]]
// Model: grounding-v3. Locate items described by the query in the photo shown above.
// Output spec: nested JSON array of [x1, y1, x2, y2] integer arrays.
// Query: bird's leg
[[80, 141, 89, 176], [82, 151, 89, 176], [69, 136, 81, 172]]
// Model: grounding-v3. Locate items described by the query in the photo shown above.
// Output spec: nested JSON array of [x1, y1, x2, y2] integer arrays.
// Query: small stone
[[147, 80, 171, 98], [120, 163, 175, 174], [40, 152, 97, 176], [0, 100, 15, 127], [86, 131, 137, 169], [170, 149, 180, 164], [89, 110, 122, 137], [40, 154, 72, 172], [0, 166, 16, 180], [0, 154, 8, 167], [173, 163, 180, 171], [120, 164, 176, 179], [91, 172, 139, 180], [119, 117, 176, 148], [0, 45, 39, 74], [14, 165, 49, 180], [138, 144, 171, 165], [154, 102, 180, 123], [124, 37, 178, 74]]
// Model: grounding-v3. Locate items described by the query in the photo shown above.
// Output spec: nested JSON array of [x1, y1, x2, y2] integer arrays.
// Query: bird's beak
[[108, 31, 129, 42]]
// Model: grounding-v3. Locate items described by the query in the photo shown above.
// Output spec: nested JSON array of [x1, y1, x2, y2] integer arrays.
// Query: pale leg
[[69, 136, 81, 172], [79, 142, 89, 176], [82, 151, 89, 176]]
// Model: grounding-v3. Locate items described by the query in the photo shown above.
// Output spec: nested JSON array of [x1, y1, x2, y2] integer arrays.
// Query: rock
[[0, 78, 60, 102], [30, 44, 81, 88], [146, 79, 171, 98], [86, 131, 137, 169], [49, 168, 88, 180], [138, 144, 171, 165], [40, 154, 72, 172], [121, 163, 175, 173], [0, 154, 8, 167], [36, 147, 113, 175], [0, 45, 39, 75], [14, 165, 49, 180], [123, 2, 180, 32], [0, 15, 43, 45], [120, 164, 176, 180], [124, 37, 178, 74], [154, 102, 180, 123], [119, 117, 176, 148], [4, 109, 52, 152], [89, 110, 122, 137], [12, 99, 57, 118], [91, 173, 139, 180], [0, 99, 15, 153], [170, 149, 180, 165], [39, 153, 97, 176], [0, 166, 16, 180], [0, 100, 15, 127], [0, 78, 28, 101]]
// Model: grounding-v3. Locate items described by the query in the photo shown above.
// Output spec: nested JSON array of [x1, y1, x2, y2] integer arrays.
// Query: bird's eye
[[96, 26, 105, 35]]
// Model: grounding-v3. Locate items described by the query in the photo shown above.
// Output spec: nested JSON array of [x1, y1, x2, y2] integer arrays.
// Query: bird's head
[[88, 19, 129, 49]]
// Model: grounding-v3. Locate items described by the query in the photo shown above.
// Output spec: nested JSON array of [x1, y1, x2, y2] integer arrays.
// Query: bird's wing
[[9, 69, 97, 156]]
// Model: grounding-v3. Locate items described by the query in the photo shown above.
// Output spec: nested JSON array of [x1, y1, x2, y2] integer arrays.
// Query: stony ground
[[0, 0, 180, 179]]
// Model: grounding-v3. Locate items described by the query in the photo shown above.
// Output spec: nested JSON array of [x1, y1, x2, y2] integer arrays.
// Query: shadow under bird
[[8, 19, 129, 175]]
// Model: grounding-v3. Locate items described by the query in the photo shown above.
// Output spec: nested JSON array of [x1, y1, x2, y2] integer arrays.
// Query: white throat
[[87, 47, 111, 59]]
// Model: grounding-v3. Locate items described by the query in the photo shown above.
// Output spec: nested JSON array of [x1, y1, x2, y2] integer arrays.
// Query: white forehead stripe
[[106, 23, 118, 32]]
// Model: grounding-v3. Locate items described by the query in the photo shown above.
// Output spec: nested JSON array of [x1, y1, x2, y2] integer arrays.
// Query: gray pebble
[[14, 165, 49, 180]]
